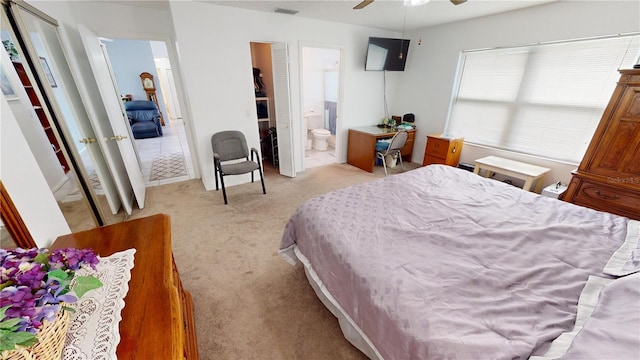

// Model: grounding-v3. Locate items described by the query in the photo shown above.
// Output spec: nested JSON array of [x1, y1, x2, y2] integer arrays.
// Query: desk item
[[347, 126, 416, 172], [51, 214, 199, 359], [562, 69, 640, 220], [422, 134, 463, 167], [474, 155, 550, 193]]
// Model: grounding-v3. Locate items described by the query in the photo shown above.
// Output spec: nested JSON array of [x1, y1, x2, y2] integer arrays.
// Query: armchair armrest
[[152, 115, 163, 136], [251, 147, 260, 162], [212, 152, 221, 169]]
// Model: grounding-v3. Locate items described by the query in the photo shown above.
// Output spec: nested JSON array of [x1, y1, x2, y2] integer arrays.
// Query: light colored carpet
[[61, 161, 420, 359], [149, 152, 187, 181]]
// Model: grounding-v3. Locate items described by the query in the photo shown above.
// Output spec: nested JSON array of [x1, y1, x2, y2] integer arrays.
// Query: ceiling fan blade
[[450, 0, 467, 5], [353, 0, 374, 10]]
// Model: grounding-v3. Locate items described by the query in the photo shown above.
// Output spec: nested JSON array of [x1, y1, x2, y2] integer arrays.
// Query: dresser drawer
[[572, 180, 640, 218], [423, 154, 446, 166], [425, 137, 449, 159]]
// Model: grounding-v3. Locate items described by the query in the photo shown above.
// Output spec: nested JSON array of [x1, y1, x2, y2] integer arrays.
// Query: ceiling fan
[[353, 0, 467, 10]]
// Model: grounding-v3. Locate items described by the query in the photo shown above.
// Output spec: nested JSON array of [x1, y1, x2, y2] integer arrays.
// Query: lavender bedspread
[[279, 165, 630, 360]]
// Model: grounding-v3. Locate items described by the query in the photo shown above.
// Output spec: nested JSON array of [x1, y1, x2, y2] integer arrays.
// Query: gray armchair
[[211, 131, 266, 204], [124, 100, 163, 139]]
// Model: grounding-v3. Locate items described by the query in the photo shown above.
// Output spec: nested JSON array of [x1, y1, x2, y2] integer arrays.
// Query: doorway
[[301, 45, 342, 169], [101, 38, 194, 187]]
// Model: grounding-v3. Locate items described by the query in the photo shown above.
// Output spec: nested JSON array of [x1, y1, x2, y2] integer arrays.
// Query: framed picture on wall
[[39, 56, 57, 88]]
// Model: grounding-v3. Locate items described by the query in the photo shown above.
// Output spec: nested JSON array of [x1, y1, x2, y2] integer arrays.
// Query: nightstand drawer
[[425, 137, 449, 159]]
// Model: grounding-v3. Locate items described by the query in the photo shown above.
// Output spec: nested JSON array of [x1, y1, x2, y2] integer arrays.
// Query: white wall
[[169, 2, 399, 189], [1, 93, 71, 247], [392, 0, 640, 186]]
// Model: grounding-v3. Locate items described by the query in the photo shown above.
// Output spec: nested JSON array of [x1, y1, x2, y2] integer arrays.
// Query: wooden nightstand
[[422, 134, 464, 167]]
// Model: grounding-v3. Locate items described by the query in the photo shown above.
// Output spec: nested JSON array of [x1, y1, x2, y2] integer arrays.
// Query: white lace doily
[[62, 248, 136, 360]]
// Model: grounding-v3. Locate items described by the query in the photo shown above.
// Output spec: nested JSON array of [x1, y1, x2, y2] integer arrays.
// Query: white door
[[271, 42, 295, 178], [78, 24, 145, 210]]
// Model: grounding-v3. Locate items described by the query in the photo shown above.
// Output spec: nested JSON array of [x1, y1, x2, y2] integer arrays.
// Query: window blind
[[445, 34, 640, 164]]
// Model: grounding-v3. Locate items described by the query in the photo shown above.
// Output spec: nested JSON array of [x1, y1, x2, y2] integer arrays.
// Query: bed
[[279, 165, 640, 359]]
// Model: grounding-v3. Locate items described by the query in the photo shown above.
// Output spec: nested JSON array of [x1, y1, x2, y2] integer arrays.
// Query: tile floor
[[135, 118, 195, 186], [304, 146, 336, 169], [304, 134, 336, 169]]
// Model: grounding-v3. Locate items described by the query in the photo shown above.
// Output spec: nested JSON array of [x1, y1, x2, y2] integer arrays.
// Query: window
[[445, 34, 640, 164]]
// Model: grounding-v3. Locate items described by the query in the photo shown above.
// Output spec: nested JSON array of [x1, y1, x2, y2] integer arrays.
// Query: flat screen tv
[[365, 37, 410, 71]]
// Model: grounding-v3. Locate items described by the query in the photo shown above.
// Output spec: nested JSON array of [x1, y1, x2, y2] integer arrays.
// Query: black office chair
[[376, 130, 408, 176], [211, 131, 266, 204]]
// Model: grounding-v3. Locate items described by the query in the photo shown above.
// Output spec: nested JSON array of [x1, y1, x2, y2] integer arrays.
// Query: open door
[[271, 42, 295, 178], [78, 24, 145, 211]]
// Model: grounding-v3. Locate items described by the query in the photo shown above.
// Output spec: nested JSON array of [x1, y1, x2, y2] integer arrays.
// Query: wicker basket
[[1, 308, 71, 360]]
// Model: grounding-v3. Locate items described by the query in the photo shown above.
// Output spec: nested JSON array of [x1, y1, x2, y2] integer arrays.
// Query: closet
[[562, 69, 640, 220]]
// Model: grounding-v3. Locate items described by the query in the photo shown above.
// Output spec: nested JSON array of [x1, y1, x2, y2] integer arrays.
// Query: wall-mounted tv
[[365, 37, 410, 71]]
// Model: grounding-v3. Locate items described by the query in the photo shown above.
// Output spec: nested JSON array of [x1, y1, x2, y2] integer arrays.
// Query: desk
[[474, 156, 550, 193], [347, 126, 416, 172], [51, 214, 199, 359]]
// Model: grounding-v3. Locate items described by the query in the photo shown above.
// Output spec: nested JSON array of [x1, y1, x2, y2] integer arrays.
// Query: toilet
[[304, 112, 331, 151], [311, 129, 331, 151]]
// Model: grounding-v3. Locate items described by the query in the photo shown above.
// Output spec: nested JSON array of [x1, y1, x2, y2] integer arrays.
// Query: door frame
[[298, 41, 345, 172]]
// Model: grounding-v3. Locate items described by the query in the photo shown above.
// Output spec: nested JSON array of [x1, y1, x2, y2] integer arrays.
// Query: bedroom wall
[[392, 0, 640, 187], [169, 2, 399, 189]]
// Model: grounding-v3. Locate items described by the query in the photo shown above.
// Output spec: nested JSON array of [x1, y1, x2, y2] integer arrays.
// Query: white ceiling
[[198, 0, 559, 32]]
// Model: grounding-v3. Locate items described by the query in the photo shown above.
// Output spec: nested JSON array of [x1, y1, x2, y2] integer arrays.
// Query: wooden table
[[347, 126, 416, 172], [474, 155, 550, 193], [51, 214, 199, 359]]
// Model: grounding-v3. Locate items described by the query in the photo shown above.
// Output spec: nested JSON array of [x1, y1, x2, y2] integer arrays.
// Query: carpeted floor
[[62, 161, 419, 359]]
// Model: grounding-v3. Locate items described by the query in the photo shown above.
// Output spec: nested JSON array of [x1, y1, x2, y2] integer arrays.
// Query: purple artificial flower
[[0, 247, 100, 344], [0, 286, 38, 333], [48, 248, 99, 271]]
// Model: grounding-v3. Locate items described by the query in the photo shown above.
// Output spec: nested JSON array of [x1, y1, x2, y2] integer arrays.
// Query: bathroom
[[302, 46, 341, 169]]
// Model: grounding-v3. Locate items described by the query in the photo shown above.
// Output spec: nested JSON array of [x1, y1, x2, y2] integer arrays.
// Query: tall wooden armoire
[[561, 69, 640, 220], [140, 72, 165, 125]]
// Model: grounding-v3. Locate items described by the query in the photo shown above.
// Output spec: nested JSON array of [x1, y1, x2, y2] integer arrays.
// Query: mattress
[[280, 165, 634, 359]]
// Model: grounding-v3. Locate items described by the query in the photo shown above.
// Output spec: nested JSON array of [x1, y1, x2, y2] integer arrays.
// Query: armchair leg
[[214, 167, 219, 191], [258, 164, 266, 195], [381, 154, 388, 176], [219, 174, 228, 204]]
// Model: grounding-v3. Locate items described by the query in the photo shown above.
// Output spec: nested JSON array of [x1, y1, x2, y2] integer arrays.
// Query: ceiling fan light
[[404, 0, 430, 6]]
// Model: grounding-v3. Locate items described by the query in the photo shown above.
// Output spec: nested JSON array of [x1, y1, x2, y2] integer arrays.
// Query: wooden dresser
[[562, 69, 640, 220], [51, 214, 199, 359], [422, 134, 464, 167]]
